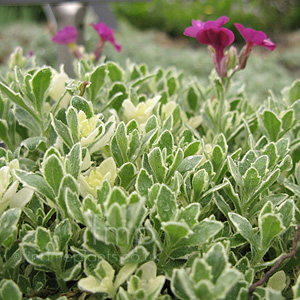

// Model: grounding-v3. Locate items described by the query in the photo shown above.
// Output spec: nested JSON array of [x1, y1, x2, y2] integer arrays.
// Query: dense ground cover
[[0, 10, 300, 300]]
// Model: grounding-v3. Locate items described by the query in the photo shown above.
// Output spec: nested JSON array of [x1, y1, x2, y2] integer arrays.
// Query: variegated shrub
[[0, 47, 300, 300]]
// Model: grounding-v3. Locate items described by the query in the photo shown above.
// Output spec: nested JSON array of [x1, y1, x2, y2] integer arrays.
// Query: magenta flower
[[234, 24, 275, 51], [52, 26, 78, 45], [197, 27, 235, 77], [184, 16, 229, 37], [234, 23, 275, 69], [91, 23, 122, 52]]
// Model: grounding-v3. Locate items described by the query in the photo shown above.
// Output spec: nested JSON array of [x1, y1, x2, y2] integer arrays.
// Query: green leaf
[[193, 169, 209, 200], [21, 243, 46, 268], [96, 180, 111, 207], [148, 147, 167, 183], [54, 219, 71, 251], [65, 188, 84, 224], [0, 279, 22, 300], [228, 212, 259, 251], [223, 179, 242, 214], [14, 106, 41, 135], [293, 272, 300, 298], [36, 227, 52, 252], [14, 169, 56, 202], [0, 120, 9, 145], [211, 145, 224, 174], [154, 130, 174, 156], [281, 109, 294, 131], [121, 245, 149, 264], [156, 184, 177, 222], [167, 148, 184, 180], [214, 193, 232, 219], [106, 187, 127, 208], [243, 167, 261, 197], [62, 262, 82, 281], [262, 142, 278, 168], [177, 155, 203, 174], [162, 221, 191, 247], [204, 242, 227, 283], [267, 270, 286, 292], [57, 174, 79, 217], [111, 135, 124, 167], [108, 83, 128, 111], [107, 62, 123, 82], [177, 218, 223, 247], [265, 288, 285, 300], [260, 110, 282, 141], [136, 168, 153, 197], [194, 280, 214, 300], [228, 157, 243, 187], [107, 203, 125, 229], [31, 67, 52, 114], [178, 203, 201, 228], [171, 269, 197, 300], [51, 114, 73, 148], [184, 141, 200, 157], [89, 64, 107, 102], [253, 155, 269, 178], [21, 136, 47, 152], [42, 154, 64, 194], [187, 86, 199, 111], [167, 76, 178, 96], [71, 96, 93, 119], [277, 199, 294, 228], [289, 79, 300, 104], [116, 122, 129, 162], [191, 259, 211, 282], [214, 268, 242, 299], [66, 106, 79, 142], [259, 213, 285, 252], [0, 82, 35, 117], [65, 143, 81, 179], [250, 169, 280, 203], [118, 162, 136, 190], [0, 208, 21, 246], [84, 230, 120, 264], [131, 128, 158, 163]]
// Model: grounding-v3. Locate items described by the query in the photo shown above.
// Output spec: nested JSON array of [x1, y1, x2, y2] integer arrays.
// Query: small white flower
[[49, 65, 72, 109], [161, 101, 177, 120], [80, 157, 117, 197], [0, 166, 33, 214], [122, 95, 161, 125], [78, 260, 115, 295]]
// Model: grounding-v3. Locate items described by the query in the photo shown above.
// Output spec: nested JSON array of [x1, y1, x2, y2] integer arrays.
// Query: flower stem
[[216, 80, 225, 133]]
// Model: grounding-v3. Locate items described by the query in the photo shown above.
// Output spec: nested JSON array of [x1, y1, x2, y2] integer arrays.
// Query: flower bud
[[9, 47, 26, 70], [226, 46, 238, 71], [49, 66, 72, 108]]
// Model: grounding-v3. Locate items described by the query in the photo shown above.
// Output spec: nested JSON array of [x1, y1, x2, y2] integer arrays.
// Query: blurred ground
[[0, 18, 299, 101]]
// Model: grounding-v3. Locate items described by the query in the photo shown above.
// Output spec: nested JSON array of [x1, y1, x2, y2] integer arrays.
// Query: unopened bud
[[9, 47, 26, 70], [226, 46, 238, 71]]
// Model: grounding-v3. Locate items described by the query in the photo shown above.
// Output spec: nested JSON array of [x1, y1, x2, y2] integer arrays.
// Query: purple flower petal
[[261, 39, 276, 51], [52, 26, 78, 45], [91, 22, 122, 52], [235, 23, 275, 51], [184, 16, 229, 37], [204, 16, 229, 29], [196, 27, 235, 51]]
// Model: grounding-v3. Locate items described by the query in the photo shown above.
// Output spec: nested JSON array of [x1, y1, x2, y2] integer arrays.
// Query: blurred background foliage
[[112, 0, 300, 37], [0, 0, 300, 102]]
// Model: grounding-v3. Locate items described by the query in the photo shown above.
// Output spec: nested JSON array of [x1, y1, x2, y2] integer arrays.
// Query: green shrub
[[0, 46, 300, 299]]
